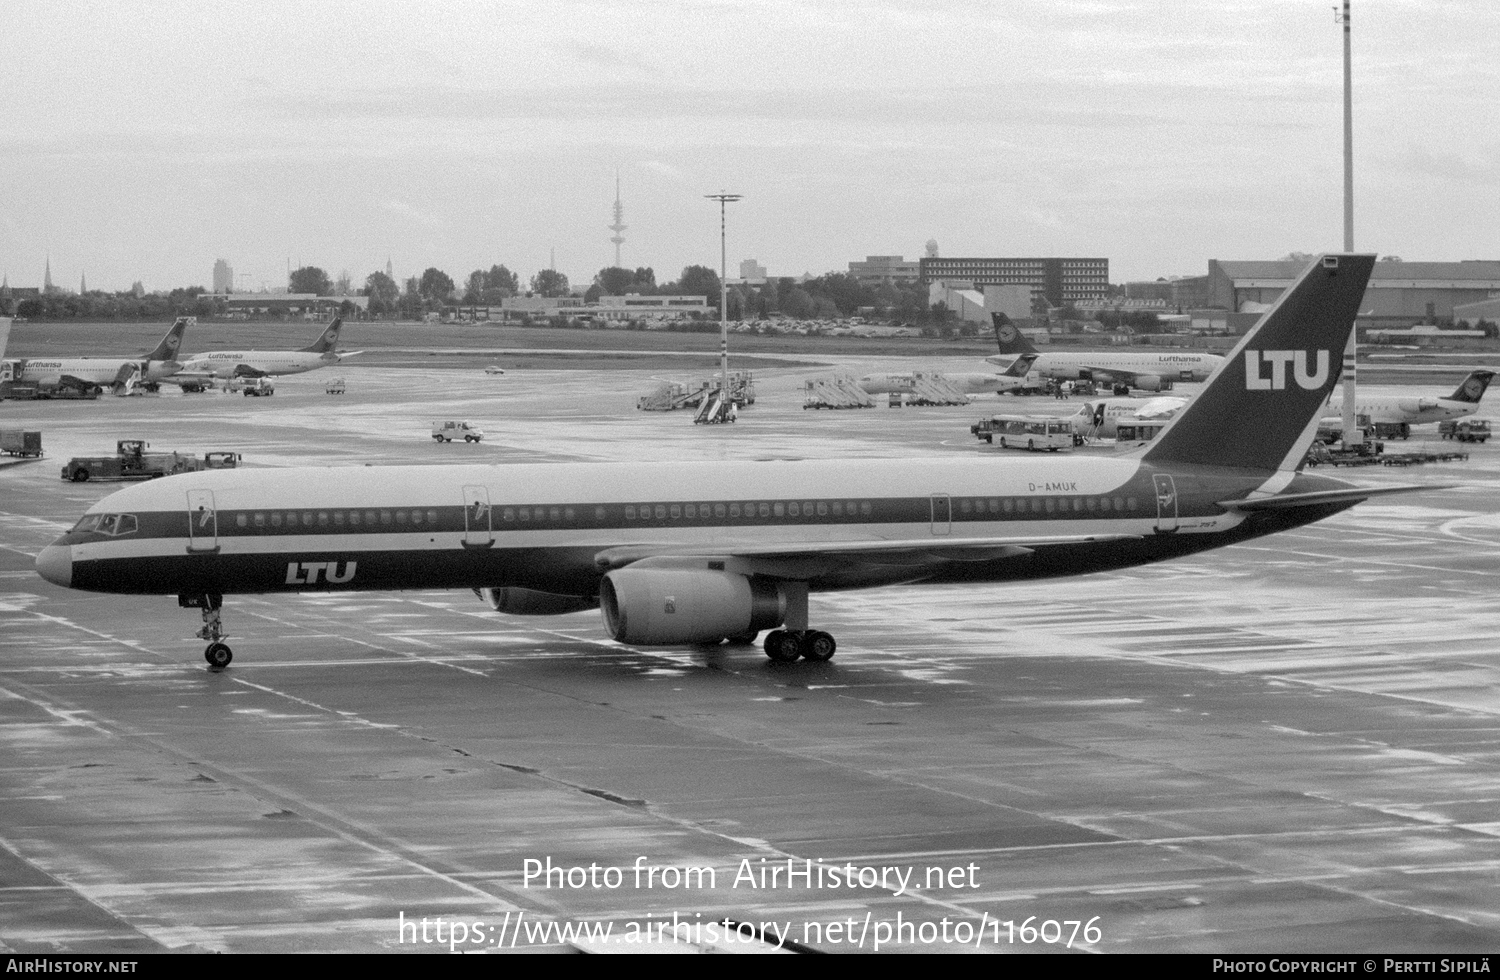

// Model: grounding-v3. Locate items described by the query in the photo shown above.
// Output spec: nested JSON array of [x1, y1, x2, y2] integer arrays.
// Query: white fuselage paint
[[14, 357, 180, 386], [856, 372, 1028, 395], [987, 351, 1221, 386], [179, 350, 347, 377], [62, 456, 1245, 574], [1325, 395, 1479, 426]]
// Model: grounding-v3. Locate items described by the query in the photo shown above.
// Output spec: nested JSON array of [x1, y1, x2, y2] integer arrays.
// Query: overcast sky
[[2, 0, 1495, 294]]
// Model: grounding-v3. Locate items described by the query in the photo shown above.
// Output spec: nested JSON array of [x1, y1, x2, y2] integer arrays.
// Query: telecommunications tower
[[609, 173, 627, 268]]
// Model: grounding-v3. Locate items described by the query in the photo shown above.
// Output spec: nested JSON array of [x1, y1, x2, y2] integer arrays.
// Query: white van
[[432, 420, 484, 443]]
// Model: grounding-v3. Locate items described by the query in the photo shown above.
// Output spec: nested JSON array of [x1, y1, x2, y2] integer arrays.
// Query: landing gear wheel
[[800, 631, 836, 662], [204, 642, 232, 669], [763, 630, 803, 663]]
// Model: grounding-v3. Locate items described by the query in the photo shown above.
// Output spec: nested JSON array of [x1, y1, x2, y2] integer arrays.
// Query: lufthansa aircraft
[[986, 317, 1222, 393], [9, 317, 189, 393], [1326, 368, 1495, 428], [37, 255, 1433, 670], [177, 317, 358, 379], [856, 354, 1039, 397]]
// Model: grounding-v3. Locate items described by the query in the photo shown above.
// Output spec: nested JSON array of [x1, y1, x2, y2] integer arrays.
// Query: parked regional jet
[[1066, 395, 1187, 438], [1325, 369, 1495, 428], [986, 317, 1222, 393], [37, 254, 1437, 671], [178, 318, 358, 378], [857, 354, 1039, 397], [8, 317, 189, 393]]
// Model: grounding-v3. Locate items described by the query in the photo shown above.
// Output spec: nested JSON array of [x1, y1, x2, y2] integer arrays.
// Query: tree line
[[5, 260, 983, 327]]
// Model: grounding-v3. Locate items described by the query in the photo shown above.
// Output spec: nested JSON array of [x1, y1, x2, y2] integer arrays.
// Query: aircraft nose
[[35, 545, 72, 588]]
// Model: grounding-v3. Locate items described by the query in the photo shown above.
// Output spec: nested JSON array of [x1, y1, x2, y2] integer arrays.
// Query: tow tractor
[[61, 441, 241, 482]]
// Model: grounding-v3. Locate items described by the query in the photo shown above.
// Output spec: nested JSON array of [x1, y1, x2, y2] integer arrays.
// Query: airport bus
[[987, 415, 1074, 452]]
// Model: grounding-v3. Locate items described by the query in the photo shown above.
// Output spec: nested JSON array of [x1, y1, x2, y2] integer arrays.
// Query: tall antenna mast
[[609, 172, 627, 269], [704, 192, 742, 413]]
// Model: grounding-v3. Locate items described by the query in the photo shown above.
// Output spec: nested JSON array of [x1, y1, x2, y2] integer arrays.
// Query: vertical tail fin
[[991, 314, 1040, 356], [1446, 369, 1495, 404], [1001, 352, 1038, 379], [300, 317, 343, 353], [143, 317, 189, 361], [0, 317, 11, 360], [1141, 254, 1375, 473]]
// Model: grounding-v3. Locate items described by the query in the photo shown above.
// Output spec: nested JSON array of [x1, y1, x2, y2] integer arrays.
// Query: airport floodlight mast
[[705, 192, 742, 416], [1336, 0, 1358, 448]]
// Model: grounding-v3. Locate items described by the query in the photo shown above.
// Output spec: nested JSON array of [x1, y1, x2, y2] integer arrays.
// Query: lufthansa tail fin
[[991, 314, 1040, 356], [143, 317, 189, 361], [300, 317, 343, 353], [1141, 254, 1375, 473], [1445, 369, 1495, 404], [1001, 352, 1038, 379]]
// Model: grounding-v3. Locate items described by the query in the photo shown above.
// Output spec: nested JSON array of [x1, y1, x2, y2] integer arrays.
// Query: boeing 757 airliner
[[37, 254, 1434, 670]]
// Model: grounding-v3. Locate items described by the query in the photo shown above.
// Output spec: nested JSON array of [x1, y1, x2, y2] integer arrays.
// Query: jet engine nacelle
[[1134, 374, 1164, 391], [600, 568, 786, 645], [480, 586, 598, 616]]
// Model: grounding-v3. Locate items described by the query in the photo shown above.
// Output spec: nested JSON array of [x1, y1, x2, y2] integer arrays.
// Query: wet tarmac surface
[[0, 356, 1496, 953]]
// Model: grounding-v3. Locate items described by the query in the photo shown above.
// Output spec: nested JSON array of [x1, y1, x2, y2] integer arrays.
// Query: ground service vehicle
[[242, 379, 275, 397], [325, 378, 346, 395], [974, 415, 1074, 451], [0, 430, 43, 457], [61, 441, 200, 483], [432, 420, 483, 443], [1439, 419, 1490, 443]]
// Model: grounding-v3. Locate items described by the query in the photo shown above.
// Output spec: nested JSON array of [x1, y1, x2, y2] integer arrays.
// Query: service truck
[[0, 430, 43, 457]]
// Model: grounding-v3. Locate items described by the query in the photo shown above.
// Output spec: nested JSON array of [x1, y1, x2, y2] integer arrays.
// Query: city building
[[919, 257, 1109, 308], [739, 259, 767, 283], [213, 259, 235, 294], [848, 255, 920, 283]]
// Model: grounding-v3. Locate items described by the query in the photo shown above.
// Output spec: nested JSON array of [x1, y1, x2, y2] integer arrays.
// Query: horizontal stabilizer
[[1217, 484, 1450, 512]]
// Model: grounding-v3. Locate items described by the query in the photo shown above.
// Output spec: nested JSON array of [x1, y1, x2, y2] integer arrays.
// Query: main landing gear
[[762, 629, 837, 663], [760, 581, 837, 663], [180, 593, 231, 670]]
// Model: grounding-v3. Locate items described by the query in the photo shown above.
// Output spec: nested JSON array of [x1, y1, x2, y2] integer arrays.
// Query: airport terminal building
[[918, 256, 1110, 308]]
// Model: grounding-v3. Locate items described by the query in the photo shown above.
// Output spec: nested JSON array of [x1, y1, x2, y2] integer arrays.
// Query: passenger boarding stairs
[[803, 375, 876, 409], [900, 372, 969, 406]]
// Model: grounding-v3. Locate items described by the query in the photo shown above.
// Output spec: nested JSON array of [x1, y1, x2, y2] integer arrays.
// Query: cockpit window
[[70, 513, 138, 536]]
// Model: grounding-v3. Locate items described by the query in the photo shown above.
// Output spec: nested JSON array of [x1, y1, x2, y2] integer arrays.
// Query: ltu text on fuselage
[[37, 255, 1440, 671]]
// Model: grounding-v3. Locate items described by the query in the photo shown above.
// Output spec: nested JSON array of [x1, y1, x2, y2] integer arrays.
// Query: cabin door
[[463, 485, 493, 548], [186, 489, 219, 553], [929, 494, 952, 535], [1152, 475, 1179, 533]]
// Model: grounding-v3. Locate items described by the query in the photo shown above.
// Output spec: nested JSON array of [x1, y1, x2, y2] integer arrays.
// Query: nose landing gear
[[179, 593, 231, 670]]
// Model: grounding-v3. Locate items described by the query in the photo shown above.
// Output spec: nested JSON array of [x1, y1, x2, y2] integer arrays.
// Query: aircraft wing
[[1076, 363, 1138, 384], [1217, 484, 1452, 512], [594, 532, 1140, 578], [231, 364, 269, 379]]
